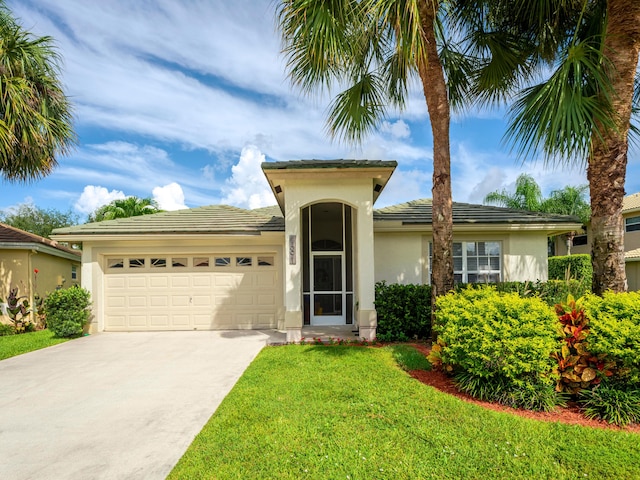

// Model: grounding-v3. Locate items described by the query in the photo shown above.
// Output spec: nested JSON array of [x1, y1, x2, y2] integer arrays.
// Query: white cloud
[[152, 183, 188, 211], [221, 145, 275, 209], [380, 120, 411, 139], [75, 186, 126, 214]]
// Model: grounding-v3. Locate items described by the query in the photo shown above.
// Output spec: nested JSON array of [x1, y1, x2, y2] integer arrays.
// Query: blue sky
[[3, 0, 639, 219]]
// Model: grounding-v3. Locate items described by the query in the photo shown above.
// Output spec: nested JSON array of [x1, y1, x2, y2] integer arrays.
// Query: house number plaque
[[289, 235, 296, 265]]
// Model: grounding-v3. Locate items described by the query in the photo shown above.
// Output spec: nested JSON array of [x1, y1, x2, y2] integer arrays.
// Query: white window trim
[[428, 241, 502, 284]]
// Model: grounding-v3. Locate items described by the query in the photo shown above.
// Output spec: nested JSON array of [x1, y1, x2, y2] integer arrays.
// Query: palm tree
[[0, 2, 75, 182], [484, 174, 543, 211], [88, 197, 162, 223], [277, 0, 475, 319], [485, 174, 591, 254], [460, 0, 639, 295]]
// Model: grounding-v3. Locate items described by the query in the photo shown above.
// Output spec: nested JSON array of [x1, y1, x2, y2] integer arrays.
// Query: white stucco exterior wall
[[282, 177, 377, 340], [374, 233, 424, 284], [501, 231, 549, 282], [372, 230, 551, 286]]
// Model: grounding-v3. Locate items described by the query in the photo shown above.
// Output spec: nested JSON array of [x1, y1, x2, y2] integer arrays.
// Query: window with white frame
[[429, 241, 501, 284], [626, 216, 640, 233]]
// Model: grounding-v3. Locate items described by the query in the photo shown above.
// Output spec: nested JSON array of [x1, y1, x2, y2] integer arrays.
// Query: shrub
[[43, 287, 91, 338], [582, 291, 640, 383], [375, 281, 431, 341], [455, 279, 590, 307], [431, 286, 562, 410], [0, 323, 16, 336], [552, 295, 614, 394], [548, 254, 592, 285], [579, 381, 640, 426]]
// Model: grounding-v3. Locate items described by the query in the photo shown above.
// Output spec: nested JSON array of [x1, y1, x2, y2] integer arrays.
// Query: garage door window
[[236, 257, 252, 267], [172, 258, 187, 267], [108, 258, 124, 269], [194, 257, 209, 267], [215, 257, 230, 267], [151, 258, 166, 268], [129, 258, 145, 268], [258, 256, 274, 266]]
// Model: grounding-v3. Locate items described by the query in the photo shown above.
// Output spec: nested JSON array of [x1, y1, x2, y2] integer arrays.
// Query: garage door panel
[[127, 277, 147, 288], [150, 315, 169, 327], [129, 315, 148, 327], [150, 276, 169, 288], [171, 295, 190, 307], [104, 253, 279, 331], [150, 296, 168, 307], [171, 276, 190, 288], [192, 276, 211, 287], [192, 295, 211, 306], [172, 314, 191, 326], [258, 294, 276, 306], [107, 296, 126, 308], [128, 296, 147, 307], [256, 272, 276, 286], [106, 277, 126, 288]]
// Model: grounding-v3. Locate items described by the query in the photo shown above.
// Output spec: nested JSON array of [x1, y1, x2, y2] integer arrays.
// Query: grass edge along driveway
[[170, 345, 639, 480], [0, 330, 70, 361]]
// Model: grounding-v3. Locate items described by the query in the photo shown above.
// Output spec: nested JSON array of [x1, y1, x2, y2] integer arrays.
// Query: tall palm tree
[[459, 0, 639, 294], [0, 2, 75, 182], [277, 0, 474, 317], [88, 197, 162, 223]]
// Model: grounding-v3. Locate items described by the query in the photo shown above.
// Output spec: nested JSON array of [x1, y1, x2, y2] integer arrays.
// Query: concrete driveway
[[0, 330, 270, 479]]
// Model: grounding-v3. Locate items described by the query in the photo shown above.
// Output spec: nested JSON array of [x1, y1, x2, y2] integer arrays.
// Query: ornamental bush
[[582, 291, 640, 383], [431, 286, 562, 409], [43, 287, 91, 338], [548, 254, 592, 285], [374, 281, 431, 341]]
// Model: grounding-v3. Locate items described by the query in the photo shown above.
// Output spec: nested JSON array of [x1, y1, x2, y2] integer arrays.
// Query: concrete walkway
[[0, 330, 269, 480]]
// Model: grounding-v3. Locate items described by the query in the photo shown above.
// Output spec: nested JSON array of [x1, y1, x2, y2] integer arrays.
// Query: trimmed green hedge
[[374, 282, 431, 341], [549, 254, 592, 285], [582, 291, 640, 384], [374, 279, 591, 342], [432, 286, 562, 410], [43, 287, 91, 338]]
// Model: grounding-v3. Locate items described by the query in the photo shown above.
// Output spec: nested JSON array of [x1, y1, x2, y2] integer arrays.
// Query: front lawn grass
[[0, 329, 70, 360], [170, 345, 639, 480]]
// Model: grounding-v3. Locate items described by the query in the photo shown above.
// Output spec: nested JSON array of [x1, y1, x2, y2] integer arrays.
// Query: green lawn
[[0, 329, 70, 360], [170, 345, 639, 480]]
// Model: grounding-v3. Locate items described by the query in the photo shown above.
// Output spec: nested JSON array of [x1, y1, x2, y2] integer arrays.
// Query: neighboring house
[[52, 160, 581, 341], [0, 223, 81, 322], [554, 192, 640, 291]]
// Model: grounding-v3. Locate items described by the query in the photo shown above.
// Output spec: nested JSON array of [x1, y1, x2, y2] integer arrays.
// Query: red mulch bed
[[406, 343, 640, 433]]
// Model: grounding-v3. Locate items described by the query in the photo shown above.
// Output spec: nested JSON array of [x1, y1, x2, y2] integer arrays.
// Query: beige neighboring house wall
[[1, 223, 81, 323], [554, 192, 640, 290]]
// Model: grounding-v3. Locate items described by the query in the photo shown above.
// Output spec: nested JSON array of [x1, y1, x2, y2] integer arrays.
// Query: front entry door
[[312, 253, 345, 325]]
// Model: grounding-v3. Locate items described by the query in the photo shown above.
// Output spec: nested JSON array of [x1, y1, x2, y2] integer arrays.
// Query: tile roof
[[262, 159, 398, 170], [52, 199, 583, 238], [373, 199, 581, 224], [623, 192, 640, 212], [53, 205, 285, 236], [626, 248, 640, 261], [0, 223, 80, 256]]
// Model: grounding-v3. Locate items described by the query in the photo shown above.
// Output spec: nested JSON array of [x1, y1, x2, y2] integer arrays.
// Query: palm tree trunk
[[417, 0, 454, 338], [588, 0, 640, 295]]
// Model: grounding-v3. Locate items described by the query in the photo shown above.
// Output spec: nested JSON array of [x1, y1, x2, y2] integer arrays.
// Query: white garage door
[[104, 253, 279, 331]]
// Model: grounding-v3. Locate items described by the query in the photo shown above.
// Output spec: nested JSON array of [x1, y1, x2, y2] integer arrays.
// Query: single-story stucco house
[[52, 160, 581, 341], [1, 223, 81, 322]]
